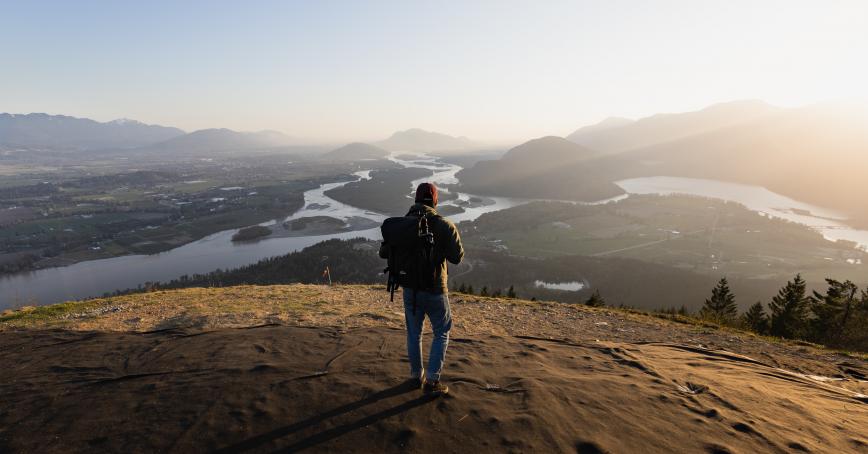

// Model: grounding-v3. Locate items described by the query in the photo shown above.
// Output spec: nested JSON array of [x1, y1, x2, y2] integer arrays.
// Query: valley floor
[[1, 285, 866, 453]]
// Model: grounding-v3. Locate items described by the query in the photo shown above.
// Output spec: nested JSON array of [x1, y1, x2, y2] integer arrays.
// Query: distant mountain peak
[[323, 142, 389, 161], [143, 128, 294, 153], [566, 100, 779, 152], [502, 135, 596, 162], [109, 118, 141, 125], [567, 117, 634, 139], [377, 128, 476, 152]]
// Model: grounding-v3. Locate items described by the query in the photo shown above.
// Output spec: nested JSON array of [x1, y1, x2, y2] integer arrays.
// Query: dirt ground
[[1, 324, 866, 453], [4, 284, 865, 385]]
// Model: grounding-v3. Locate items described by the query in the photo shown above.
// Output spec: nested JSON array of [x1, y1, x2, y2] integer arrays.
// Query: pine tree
[[854, 290, 868, 351], [492, 288, 503, 298], [458, 282, 467, 294], [466, 285, 474, 295], [585, 289, 606, 307], [810, 279, 859, 346], [768, 274, 811, 339], [741, 301, 768, 334], [699, 277, 738, 324], [480, 286, 489, 297], [507, 285, 517, 299]]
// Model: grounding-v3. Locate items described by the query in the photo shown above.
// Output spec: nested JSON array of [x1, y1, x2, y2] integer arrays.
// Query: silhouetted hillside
[[456, 136, 621, 200]]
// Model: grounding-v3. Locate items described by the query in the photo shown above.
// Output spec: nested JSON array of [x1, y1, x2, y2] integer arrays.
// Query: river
[[3, 161, 868, 307], [615, 177, 868, 248], [0, 153, 520, 307]]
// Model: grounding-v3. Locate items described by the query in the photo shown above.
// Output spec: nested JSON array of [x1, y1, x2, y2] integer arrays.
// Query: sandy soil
[[1, 324, 865, 453], [6, 285, 864, 385], [1, 285, 866, 453]]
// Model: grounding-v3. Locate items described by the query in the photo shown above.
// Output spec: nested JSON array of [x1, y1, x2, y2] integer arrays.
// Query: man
[[380, 182, 464, 396]]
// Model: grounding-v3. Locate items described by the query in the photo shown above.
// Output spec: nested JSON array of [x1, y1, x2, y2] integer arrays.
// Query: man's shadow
[[215, 381, 436, 453]]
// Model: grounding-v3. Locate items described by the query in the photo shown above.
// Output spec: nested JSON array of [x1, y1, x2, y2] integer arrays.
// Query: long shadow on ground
[[0, 325, 865, 453], [216, 382, 435, 453]]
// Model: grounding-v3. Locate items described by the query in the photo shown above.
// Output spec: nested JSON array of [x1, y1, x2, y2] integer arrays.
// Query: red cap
[[415, 182, 438, 207]]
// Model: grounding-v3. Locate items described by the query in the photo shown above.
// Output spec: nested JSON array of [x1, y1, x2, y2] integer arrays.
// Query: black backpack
[[380, 208, 437, 303]]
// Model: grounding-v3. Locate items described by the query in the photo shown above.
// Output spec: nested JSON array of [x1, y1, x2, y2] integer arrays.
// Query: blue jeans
[[403, 289, 452, 382]]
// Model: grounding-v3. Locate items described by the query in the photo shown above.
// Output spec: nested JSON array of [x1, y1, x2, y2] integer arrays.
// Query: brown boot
[[422, 380, 449, 396]]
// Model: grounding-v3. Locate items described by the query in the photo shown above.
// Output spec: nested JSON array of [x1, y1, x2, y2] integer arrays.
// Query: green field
[[0, 156, 376, 274], [462, 195, 867, 283]]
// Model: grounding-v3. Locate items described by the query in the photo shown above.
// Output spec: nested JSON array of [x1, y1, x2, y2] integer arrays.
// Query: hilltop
[[1, 284, 866, 453]]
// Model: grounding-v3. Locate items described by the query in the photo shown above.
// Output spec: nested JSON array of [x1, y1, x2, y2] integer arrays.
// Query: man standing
[[380, 182, 464, 396]]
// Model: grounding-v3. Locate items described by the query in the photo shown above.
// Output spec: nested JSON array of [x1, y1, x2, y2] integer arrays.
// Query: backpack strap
[[385, 246, 397, 302]]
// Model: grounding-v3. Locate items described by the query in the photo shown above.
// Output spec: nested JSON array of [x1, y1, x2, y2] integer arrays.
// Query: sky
[[2, 0, 867, 144]]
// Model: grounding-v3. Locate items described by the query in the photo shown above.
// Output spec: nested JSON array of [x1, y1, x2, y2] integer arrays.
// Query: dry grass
[[2, 283, 865, 374]]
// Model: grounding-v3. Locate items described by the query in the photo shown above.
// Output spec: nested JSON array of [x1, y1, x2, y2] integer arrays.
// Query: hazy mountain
[[457, 136, 620, 201], [376, 128, 476, 152], [463, 101, 868, 227], [566, 116, 633, 139], [323, 142, 390, 161], [500, 136, 596, 165], [0, 113, 184, 150], [607, 102, 868, 226], [566, 100, 777, 152], [144, 128, 294, 153]]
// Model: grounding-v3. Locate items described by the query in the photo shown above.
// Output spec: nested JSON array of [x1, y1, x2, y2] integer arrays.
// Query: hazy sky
[[2, 0, 867, 143]]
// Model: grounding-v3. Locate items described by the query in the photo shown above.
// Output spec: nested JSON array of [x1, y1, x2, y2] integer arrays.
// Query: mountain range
[[459, 101, 868, 227], [0, 113, 300, 153], [566, 100, 778, 153], [0, 113, 476, 156], [7, 104, 868, 226], [0, 113, 184, 150]]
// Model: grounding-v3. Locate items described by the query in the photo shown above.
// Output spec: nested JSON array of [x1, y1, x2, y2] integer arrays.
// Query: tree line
[[698, 275, 868, 352], [108, 238, 383, 296], [459, 274, 868, 352], [455, 283, 517, 299]]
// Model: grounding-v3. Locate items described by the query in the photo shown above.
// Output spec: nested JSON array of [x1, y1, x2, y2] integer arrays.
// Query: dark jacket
[[379, 203, 464, 293]]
